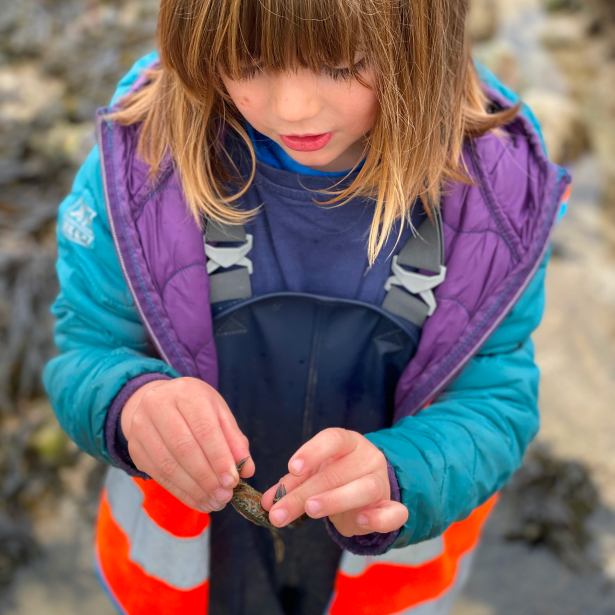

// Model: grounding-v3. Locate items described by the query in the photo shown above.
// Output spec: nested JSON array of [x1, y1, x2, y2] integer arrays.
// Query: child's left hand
[[261, 428, 409, 537]]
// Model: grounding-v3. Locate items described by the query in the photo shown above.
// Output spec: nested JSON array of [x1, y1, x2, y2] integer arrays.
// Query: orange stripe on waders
[[96, 490, 209, 615], [329, 495, 497, 615], [133, 477, 210, 538]]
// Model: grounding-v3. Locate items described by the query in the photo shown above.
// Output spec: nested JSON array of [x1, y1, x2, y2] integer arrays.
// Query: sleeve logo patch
[[62, 198, 97, 249]]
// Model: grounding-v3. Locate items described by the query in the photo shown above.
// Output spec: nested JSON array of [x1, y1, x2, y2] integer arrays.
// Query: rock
[[0, 64, 65, 126], [587, 0, 615, 24], [467, 0, 500, 43], [0, 516, 39, 588], [0, 234, 58, 412], [41, 0, 160, 122], [472, 39, 524, 92], [28, 420, 70, 468], [0, 0, 55, 59], [503, 443, 600, 570], [540, 14, 589, 50], [543, 0, 585, 12], [522, 89, 590, 165], [0, 64, 65, 167], [29, 122, 96, 168]]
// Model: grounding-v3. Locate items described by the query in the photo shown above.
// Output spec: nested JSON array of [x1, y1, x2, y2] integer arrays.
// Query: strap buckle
[[384, 257, 447, 316], [205, 234, 254, 275]]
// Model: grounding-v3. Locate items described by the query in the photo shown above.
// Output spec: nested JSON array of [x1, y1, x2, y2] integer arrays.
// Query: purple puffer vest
[[95, 87, 570, 423]]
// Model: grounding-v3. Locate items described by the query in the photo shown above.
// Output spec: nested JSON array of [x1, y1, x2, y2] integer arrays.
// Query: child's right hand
[[120, 377, 254, 513]]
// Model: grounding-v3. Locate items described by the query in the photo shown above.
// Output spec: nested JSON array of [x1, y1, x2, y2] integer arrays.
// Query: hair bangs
[[200, 0, 370, 90]]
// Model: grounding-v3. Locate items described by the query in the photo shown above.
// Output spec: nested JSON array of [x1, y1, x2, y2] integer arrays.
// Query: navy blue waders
[[204, 211, 446, 615]]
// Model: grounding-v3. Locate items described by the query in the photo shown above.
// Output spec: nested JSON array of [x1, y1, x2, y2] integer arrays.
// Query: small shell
[[230, 459, 308, 529], [230, 481, 275, 529]]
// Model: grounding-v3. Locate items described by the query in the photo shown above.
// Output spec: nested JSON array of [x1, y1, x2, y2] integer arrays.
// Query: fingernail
[[215, 488, 233, 503], [270, 508, 288, 525], [357, 514, 369, 527], [306, 500, 322, 515], [290, 459, 304, 474], [221, 473, 235, 488], [209, 498, 225, 511]]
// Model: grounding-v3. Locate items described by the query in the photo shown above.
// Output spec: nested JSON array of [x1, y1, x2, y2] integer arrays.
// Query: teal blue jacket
[[43, 54, 555, 547]]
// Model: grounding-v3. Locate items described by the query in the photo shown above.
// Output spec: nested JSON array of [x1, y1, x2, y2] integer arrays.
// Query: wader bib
[[210, 292, 419, 615]]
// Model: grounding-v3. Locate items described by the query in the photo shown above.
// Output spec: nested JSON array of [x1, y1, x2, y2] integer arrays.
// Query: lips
[[279, 132, 333, 152]]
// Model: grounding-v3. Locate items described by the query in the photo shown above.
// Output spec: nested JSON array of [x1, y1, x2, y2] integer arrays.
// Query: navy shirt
[[235, 122, 420, 305]]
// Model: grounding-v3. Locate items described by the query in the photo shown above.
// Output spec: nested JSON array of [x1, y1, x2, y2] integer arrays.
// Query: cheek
[[329, 74, 378, 135], [221, 78, 254, 109], [340, 91, 378, 134]]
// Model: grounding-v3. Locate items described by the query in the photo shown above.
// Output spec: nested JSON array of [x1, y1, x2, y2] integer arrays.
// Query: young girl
[[44, 1, 570, 614]]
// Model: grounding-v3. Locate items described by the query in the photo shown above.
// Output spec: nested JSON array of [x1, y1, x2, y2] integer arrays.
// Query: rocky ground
[[0, 0, 161, 412], [1, 0, 615, 614], [0, 2, 161, 607]]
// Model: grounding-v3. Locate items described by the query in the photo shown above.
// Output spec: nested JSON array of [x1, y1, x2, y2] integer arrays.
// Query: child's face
[[219, 56, 378, 173]]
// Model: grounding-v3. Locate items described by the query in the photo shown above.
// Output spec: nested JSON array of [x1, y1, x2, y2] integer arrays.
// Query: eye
[[233, 57, 367, 82], [235, 64, 263, 82], [322, 58, 368, 82]]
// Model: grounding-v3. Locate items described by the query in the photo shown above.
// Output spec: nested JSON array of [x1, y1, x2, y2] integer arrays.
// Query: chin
[[290, 150, 336, 166]]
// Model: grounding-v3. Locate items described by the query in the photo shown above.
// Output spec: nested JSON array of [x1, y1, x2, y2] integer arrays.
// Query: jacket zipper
[[405, 174, 567, 416], [96, 116, 173, 368]]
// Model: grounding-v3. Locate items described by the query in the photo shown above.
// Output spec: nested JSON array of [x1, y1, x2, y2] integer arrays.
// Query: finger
[[287, 428, 359, 479], [174, 391, 239, 489], [328, 511, 375, 537], [260, 457, 335, 510], [303, 473, 389, 519], [353, 501, 409, 535], [148, 407, 235, 502], [268, 455, 367, 527], [264, 428, 366, 510], [129, 439, 213, 513], [215, 403, 254, 478], [131, 421, 232, 512]]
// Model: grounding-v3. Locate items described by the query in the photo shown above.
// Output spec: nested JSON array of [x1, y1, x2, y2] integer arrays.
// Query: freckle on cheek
[[241, 96, 250, 106]]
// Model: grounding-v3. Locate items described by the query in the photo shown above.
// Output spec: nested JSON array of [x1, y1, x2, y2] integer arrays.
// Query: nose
[[270, 70, 322, 125]]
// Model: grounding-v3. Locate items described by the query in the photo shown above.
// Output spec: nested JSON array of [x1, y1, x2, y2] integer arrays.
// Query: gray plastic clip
[[205, 234, 254, 275], [384, 257, 447, 316]]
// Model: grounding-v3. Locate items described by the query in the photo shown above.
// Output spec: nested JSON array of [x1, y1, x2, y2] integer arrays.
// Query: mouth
[[279, 132, 334, 152]]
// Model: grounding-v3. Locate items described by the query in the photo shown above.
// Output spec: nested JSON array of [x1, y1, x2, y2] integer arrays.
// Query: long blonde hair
[[110, 0, 519, 264]]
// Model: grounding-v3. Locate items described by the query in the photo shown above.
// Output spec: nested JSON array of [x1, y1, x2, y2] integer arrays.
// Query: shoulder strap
[[204, 220, 254, 303], [203, 206, 447, 321], [381, 207, 447, 327]]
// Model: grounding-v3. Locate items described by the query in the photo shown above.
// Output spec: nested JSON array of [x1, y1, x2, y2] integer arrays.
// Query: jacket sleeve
[[364, 252, 548, 550], [42, 145, 181, 466]]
